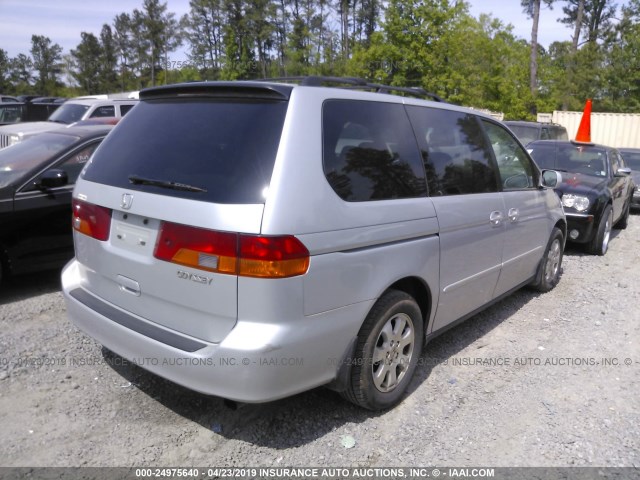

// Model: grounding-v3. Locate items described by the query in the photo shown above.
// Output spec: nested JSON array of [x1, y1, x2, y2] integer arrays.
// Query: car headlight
[[562, 194, 590, 212], [7, 134, 21, 146]]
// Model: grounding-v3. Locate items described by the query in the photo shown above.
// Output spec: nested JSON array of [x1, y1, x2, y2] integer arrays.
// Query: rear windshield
[[0, 132, 79, 187], [82, 98, 288, 204], [506, 124, 539, 146]]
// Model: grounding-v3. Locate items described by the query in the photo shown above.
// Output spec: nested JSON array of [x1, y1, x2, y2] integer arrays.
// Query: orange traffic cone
[[575, 99, 592, 142]]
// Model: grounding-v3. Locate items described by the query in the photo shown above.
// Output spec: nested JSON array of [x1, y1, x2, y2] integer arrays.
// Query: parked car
[[0, 95, 20, 103], [0, 98, 137, 149], [0, 125, 113, 283], [618, 148, 640, 210], [505, 121, 568, 146], [62, 78, 565, 410], [0, 100, 61, 126], [528, 140, 634, 255]]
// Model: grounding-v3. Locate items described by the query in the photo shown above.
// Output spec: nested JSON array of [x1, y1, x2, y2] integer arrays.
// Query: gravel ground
[[0, 216, 639, 468]]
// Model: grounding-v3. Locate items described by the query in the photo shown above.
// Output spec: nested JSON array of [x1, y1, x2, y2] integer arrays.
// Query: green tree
[[30, 35, 63, 94], [0, 49, 10, 93], [71, 32, 102, 94], [100, 25, 120, 92], [521, 0, 555, 115], [181, 0, 225, 77]]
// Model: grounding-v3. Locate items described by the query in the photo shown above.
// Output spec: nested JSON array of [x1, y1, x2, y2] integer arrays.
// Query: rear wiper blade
[[128, 175, 207, 193]]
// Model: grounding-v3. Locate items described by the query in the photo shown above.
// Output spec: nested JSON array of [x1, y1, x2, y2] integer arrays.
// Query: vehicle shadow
[[102, 283, 546, 448], [0, 269, 62, 305]]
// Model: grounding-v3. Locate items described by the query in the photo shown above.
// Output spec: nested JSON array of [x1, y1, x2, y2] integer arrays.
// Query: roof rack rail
[[257, 76, 445, 102]]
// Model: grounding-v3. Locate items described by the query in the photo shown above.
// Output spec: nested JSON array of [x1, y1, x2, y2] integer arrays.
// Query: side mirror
[[615, 167, 632, 176], [37, 169, 68, 189], [541, 169, 561, 188]]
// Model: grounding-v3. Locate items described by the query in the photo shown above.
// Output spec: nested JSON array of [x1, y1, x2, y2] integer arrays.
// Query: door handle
[[489, 211, 503, 227], [508, 208, 519, 222]]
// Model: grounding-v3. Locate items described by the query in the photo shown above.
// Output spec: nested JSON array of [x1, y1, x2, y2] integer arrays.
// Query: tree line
[[0, 0, 638, 118]]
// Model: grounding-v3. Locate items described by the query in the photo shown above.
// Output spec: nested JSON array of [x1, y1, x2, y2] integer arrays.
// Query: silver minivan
[[62, 78, 566, 410]]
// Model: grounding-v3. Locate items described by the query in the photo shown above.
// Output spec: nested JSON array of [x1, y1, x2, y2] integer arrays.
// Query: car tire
[[341, 290, 423, 410], [615, 199, 630, 230], [589, 205, 613, 256], [530, 227, 564, 292]]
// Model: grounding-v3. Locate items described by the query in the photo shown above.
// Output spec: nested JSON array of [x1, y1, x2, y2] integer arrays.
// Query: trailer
[[543, 110, 640, 148]]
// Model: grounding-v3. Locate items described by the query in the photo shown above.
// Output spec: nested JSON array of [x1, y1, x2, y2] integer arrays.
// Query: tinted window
[[119, 104, 135, 116], [48, 104, 90, 124], [0, 133, 79, 188], [90, 106, 115, 118], [322, 100, 427, 201], [82, 98, 288, 204], [505, 124, 539, 145], [407, 106, 498, 196], [482, 120, 537, 190]]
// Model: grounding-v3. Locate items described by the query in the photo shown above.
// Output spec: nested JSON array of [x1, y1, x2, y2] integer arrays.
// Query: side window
[[322, 100, 427, 201], [406, 106, 498, 196], [56, 142, 100, 185], [482, 120, 537, 190], [90, 106, 115, 118], [119, 104, 135, 116]]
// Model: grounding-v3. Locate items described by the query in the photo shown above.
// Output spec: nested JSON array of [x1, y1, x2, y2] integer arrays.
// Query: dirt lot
[[1, 216, 639, 468]]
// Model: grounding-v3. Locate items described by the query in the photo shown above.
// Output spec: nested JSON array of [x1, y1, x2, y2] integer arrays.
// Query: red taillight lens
[[153, 221, 310, 278], [72, 199, 112, 241], [154, 222, 238, 274], [239, 235, 310, 278]]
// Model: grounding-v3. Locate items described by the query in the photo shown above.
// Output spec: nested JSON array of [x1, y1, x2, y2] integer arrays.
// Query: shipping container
[[549, 111, 640, 148]]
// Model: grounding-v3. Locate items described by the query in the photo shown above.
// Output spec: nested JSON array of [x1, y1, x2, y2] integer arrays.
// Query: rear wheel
[[530, 227, 564, 292], [341, 290, 423, 410], [589, 205, 613, 256]]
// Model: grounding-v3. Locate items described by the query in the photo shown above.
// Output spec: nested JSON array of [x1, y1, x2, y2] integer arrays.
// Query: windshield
[[529, 143, 608, 177], [82, 98, 288, 204], [620, 151, 640, 170], [48, 104, 90, 124], [506, 125, 539, 145], [0, 133, 79, 187]]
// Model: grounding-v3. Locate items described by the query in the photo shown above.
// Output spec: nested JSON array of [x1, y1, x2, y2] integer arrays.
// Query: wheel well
[[387, 277, 431, 327], [554, 219, 567, 241]]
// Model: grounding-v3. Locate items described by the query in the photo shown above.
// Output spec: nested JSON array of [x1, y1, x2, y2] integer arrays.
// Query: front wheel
[[341, 290, 423, 410], [530, 227, 564, 292], [615, 199, 630, 230], [589, 205, 613, 256]]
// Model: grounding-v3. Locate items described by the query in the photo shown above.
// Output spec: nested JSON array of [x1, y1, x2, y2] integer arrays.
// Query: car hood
[[555, 172, 608, 196], [0, 121, 63, 136]]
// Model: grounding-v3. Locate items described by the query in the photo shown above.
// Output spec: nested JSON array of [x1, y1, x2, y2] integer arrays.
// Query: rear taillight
[[154, 222, 309, 278], [72, 199, 112, 241]]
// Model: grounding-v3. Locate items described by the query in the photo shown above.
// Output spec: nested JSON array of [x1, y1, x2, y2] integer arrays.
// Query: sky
[[0, 0, 616, 61]]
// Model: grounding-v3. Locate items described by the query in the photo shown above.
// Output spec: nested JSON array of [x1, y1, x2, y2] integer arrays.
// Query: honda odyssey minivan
[[62, 77, 566, 410]]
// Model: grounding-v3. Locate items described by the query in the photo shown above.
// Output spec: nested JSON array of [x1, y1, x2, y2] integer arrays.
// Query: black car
[[0, 101, 61, 126], [505, 121, 568, 146], [0, 125, 113, 283], [619, 148, 640, 210], [528, 140, 634, 255]]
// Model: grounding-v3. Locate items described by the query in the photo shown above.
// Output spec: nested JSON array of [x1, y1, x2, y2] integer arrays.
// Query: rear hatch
[[72, 83, 291, 343]]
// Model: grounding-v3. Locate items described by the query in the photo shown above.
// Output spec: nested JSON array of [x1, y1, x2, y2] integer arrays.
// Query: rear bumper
[[565, 213, 595, 244], [62, 259, 371, 403]]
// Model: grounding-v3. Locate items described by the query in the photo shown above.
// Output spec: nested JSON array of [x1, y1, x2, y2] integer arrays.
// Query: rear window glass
[[82, 98, 288, 204]]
